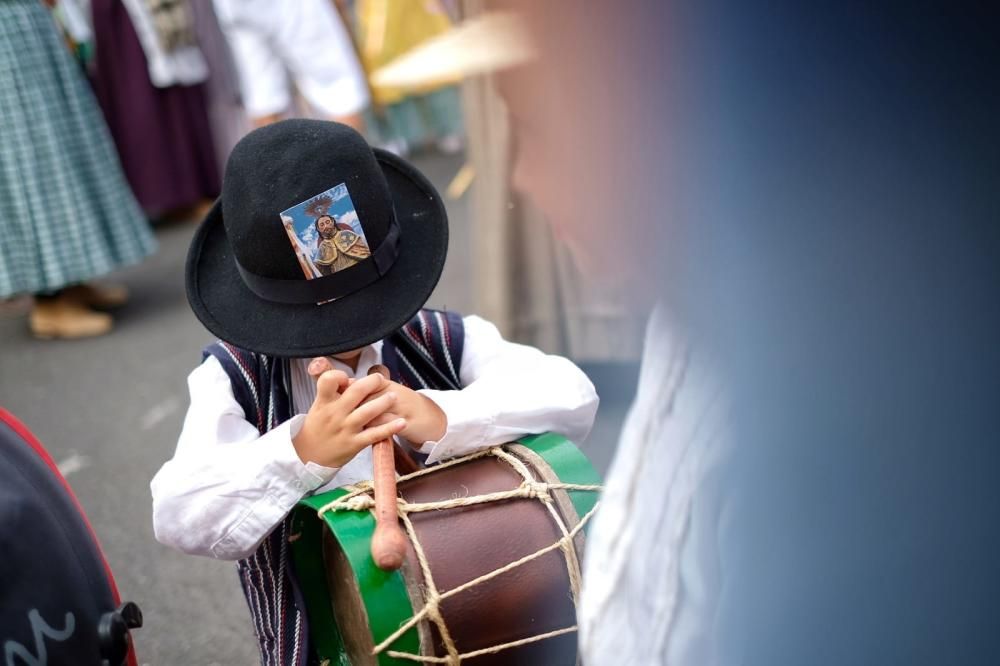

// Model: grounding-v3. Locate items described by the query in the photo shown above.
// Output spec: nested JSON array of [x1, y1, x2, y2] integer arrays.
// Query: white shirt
[[579, 304, 729, 665], [212, 0, 369, 118], [151, 315, 598, 561]]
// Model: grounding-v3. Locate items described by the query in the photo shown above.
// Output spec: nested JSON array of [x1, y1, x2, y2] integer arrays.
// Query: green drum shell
[[290, 433, 601, 666]]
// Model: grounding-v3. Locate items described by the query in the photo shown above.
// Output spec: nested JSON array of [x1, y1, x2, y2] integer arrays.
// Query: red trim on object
[[0, 408, 138, 666]]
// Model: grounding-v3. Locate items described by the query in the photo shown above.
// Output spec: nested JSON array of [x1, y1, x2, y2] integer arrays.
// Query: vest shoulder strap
[[202, 341, 271, 434], [382, 309, 465, 390]]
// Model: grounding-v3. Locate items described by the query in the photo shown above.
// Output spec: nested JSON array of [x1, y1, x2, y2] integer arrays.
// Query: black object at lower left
[[0, 408, 142, 666]]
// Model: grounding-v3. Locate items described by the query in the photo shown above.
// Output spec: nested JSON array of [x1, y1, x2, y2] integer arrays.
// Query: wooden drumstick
[[367, 364, 407, 571]]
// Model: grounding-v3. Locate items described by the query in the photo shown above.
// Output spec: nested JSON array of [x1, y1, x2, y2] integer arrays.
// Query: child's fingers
[[347, 392, 397, 429], [307, 357, 335, 378], [316, 369, 350, 401], [355, 378, 406, 406], [365, 412, 402, 428], [356, 418, 407, 447], [354, 383, 391, 406], [337, 373, 388, 413]]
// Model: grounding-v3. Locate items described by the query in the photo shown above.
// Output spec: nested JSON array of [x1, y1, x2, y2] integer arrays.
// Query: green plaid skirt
[[0, 0, 155, 298]]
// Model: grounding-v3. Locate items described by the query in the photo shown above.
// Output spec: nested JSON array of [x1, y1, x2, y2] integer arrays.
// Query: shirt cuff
[[209, 415, 340, 559], [285, 415, 341, 490], [417, 389, 492, 464]]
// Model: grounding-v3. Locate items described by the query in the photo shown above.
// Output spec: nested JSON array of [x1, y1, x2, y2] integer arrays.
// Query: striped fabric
[[203, 309, 464, 666], [382, 308, 464, 391], [0, 0, 155, 299]]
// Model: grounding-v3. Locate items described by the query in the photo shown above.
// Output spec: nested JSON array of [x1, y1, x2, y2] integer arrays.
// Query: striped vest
[[204, 309, 464, 666]]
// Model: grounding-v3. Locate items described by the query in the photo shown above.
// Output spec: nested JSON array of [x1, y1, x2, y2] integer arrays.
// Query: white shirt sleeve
[[417, 315, 599, 464], [150, 356, 339, 560], [152, 317, 598, 559]]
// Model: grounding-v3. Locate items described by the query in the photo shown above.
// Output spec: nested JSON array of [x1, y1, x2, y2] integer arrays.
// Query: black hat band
[[234, 218, 400, 305]]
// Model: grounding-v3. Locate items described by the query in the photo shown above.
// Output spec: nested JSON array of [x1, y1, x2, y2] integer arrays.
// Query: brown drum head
[[398, 451, 582, 665], [323, 446, 585, 665]]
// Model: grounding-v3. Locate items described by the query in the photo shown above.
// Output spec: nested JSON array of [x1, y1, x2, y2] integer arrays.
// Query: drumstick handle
[[369, 365, 407, 571]]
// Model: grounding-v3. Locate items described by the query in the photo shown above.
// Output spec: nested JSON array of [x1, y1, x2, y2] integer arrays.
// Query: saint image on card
[[279, 183, 372, 281]]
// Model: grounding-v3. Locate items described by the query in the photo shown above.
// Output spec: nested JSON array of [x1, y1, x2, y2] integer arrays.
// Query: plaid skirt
[[0, 0, 155, 299]]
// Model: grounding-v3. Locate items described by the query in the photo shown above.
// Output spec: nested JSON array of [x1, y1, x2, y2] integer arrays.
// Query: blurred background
[[2, 1, 999, 664], [0, 1, 636, 663]]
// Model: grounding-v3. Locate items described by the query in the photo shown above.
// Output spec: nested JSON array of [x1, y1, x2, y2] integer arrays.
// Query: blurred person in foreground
[[506, 3, 1000, 665], [380, 1, 1000, 663], [685, 3, 1000, 664], [0, 0, 155, 339], [378, 4, 729, 662], [494, 7, 729, 663], [211, 0, 369, 130]]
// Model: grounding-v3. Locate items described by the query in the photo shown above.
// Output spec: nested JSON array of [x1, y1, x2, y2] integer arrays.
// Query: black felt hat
[[186, 119, 448, 357]]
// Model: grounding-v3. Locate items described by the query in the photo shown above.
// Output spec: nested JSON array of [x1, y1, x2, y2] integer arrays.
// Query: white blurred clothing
[[212, 0, 369, 118], [121, 0, 209, 87], [579, 303, 729, 665]]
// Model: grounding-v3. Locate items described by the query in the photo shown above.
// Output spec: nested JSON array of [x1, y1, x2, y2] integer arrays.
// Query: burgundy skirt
[[90, 0, 220, 216]]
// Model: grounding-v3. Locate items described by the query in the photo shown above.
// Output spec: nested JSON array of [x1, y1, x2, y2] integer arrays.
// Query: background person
[[89, 0, 221, 219], [0, 0, 156, 339], [212, 0, 369, 130]]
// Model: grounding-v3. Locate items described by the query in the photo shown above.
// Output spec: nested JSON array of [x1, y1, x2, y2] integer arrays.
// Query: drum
[[290, 433, 601, 665]]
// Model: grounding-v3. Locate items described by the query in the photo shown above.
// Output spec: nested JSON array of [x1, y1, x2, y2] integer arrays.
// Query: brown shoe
[[62, 283, 129, 309], [30, 296, 113, 339]]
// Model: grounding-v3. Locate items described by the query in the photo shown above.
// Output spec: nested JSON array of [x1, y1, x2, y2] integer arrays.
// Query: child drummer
[[151, 120, 598, 665]]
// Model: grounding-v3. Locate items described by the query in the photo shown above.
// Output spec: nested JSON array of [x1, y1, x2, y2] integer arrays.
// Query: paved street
[[0, 151, 630, 665]]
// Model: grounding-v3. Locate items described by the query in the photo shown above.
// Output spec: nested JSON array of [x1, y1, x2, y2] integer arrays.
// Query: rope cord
[[317, 446, 601, 665]]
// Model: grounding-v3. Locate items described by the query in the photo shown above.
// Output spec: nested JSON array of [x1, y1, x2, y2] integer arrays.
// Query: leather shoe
[[30, 296, 113, 339]]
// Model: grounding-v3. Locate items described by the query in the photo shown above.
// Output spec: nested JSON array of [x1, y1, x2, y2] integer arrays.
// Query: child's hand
[[365, 380, 447, 445], [292, 367, 406, 469]]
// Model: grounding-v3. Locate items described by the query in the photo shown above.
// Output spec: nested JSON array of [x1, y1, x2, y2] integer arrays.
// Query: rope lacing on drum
[[316, 445, 602, 664]]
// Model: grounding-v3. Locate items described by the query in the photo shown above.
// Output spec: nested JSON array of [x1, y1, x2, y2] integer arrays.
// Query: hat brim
[[185, 149, 448, 358]]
